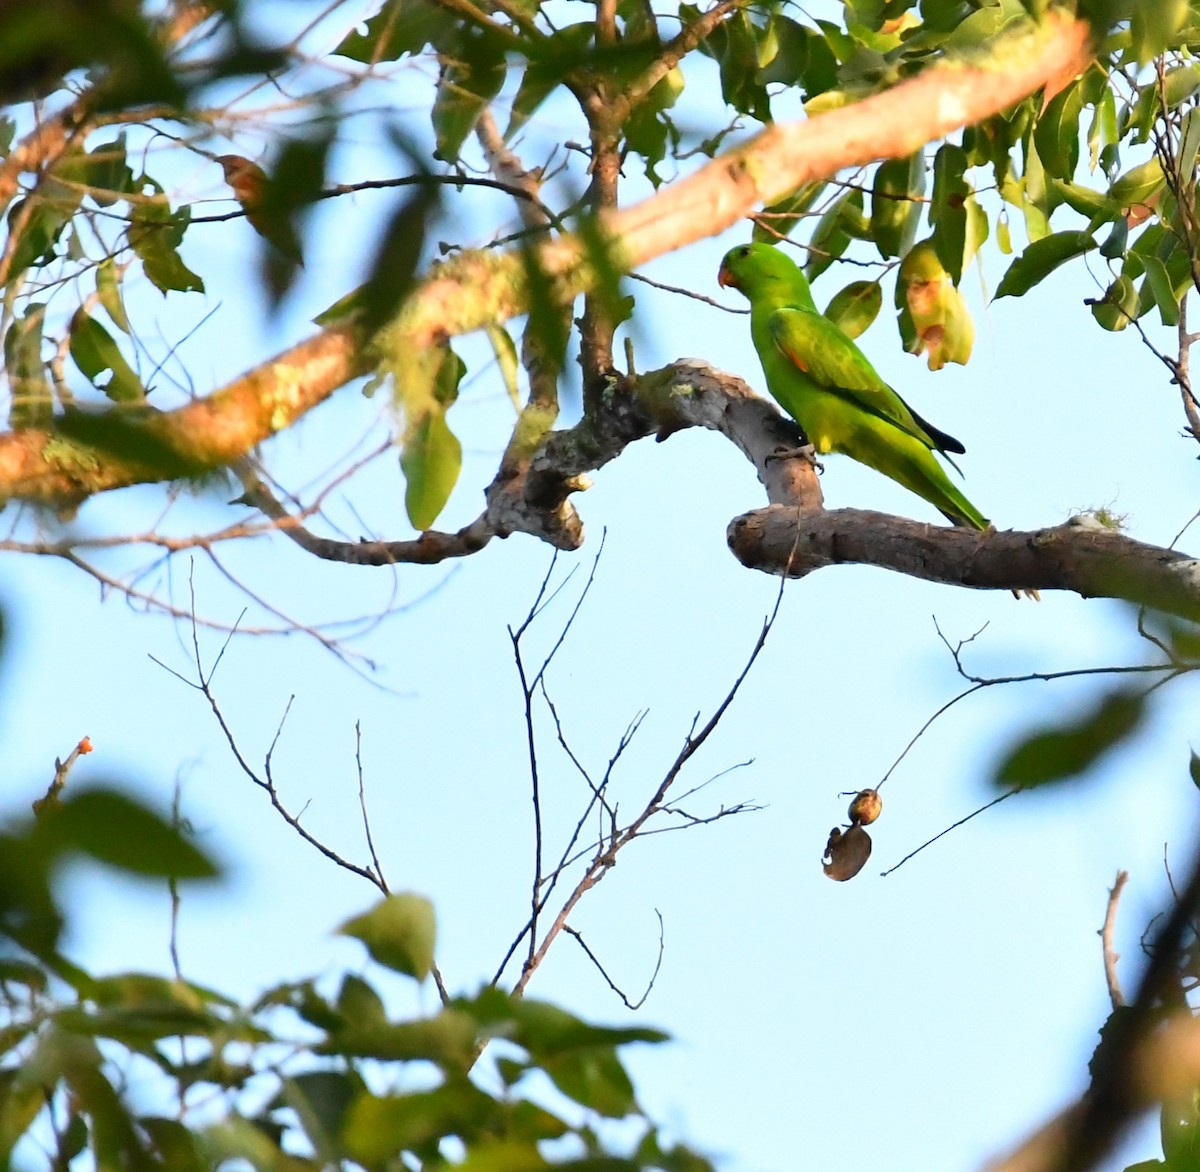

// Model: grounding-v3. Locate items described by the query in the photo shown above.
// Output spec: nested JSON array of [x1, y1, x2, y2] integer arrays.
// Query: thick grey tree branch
[[728, 507, 1200, 619]]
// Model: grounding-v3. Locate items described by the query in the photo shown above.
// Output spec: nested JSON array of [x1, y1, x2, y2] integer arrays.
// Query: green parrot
[[717, 242, 988, 531]]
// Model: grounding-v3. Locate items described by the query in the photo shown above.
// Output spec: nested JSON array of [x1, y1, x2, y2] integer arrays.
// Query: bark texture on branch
[[728, 506, 1200, 618]]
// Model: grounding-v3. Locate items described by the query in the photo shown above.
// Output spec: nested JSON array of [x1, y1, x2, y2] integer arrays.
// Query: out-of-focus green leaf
[[35, 788, 220, 880], [1190, 750, 1200, 791], [486, 324, 522, 409], [824, 281, 881, 339], [510, 999, 668, 1055], [4, 303, 52, 429], [505, 23, 593, 139], [357, 183, 437, 339], [342, 1083, 498, 1165], [993, 689, 1146, 789], [432, 30, 506, 163], [994, 230, 1096, 299], [141, 1117, 206, 1172], [0, 1068, 46, 1165], [542, 1046, 635, 1117], [338, 893, 436, 980], [322, 1009, 478, 1071], [1161, 1084, 1200, 1171], [1130, 0, 1187, 65], [280, 1071, 362, 1163], [68, 309, 145, 403]]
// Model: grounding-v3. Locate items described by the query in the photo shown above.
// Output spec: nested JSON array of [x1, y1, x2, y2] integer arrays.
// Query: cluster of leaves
[[748, 2, 1200, 379], [0, 792, 714, 1171], [2, 0, 1200, 528]]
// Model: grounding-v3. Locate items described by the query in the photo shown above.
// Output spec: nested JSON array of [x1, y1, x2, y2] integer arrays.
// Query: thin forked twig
[[564, 911, 665, 1011]]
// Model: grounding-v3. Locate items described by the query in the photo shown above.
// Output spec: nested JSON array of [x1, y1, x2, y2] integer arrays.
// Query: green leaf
[[128, 199, 204, 295], [338, 893, 436, 980], [1087, 88, 1118, 172], [36, 788, 220, 880], [68, 309, 145, 403], [1090, 272, 1139, 331], [1049, 179, 1118, 221], [0, 1068, 49, 1164], [401, 410, 462, 530], [1178, 110, 1200, 188], [1163, 64, 1200, 109], [5, 192, 79, 275], [432, 31, 507, 163], [1190, 750, 1200, 791], [994, 230, 1097, 299], [1141, 254, 1181, 326], [333, 0, 447, 61], [993, 689, 1146, 789], [4, 303, 52, 429], [486, 324, 522, 409], [805, 189, 862, 280], [96, 259, 131, 333], [870, 153, 924, 260], [930, 143, 969, 283], [1108, 157, 1165, 208], [82, 134, 134, 207], [753, 181, 825, 244], [1033, 80, 1083, 180], [824, 281, 882, 339]]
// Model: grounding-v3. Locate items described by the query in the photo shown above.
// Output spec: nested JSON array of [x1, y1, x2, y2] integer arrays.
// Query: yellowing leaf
[[898, 241, 974, 370]]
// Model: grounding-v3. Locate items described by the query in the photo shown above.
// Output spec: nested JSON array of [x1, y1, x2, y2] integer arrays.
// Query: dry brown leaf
[[823, 823, 873, 881]]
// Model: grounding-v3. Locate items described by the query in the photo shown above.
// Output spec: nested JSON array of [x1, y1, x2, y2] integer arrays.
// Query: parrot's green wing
[[767, 307, 964, 457]]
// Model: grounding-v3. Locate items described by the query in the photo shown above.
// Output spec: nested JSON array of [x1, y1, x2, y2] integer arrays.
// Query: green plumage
[[718, 242, 988, 530]]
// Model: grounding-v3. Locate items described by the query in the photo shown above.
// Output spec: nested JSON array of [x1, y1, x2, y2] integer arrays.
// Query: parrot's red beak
[[717, 263, 734, 289]]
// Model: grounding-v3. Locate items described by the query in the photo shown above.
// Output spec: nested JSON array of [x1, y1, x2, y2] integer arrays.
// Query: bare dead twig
[[1101, 870, 1129, 1010], [564, 911, 665, 1010], [154, 569, 389, 893], [498, 575, 784, 999]]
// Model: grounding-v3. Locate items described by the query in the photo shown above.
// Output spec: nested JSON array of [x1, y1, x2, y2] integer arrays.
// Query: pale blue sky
[[3, 4, 1198, 1169]]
